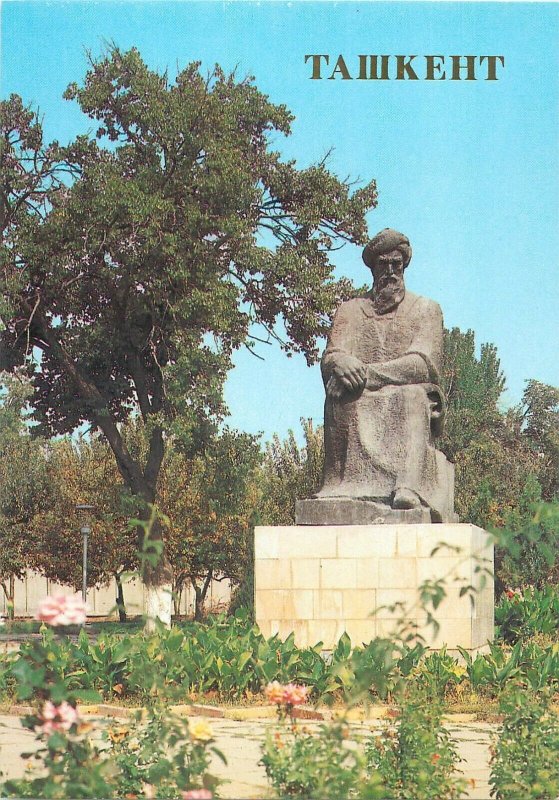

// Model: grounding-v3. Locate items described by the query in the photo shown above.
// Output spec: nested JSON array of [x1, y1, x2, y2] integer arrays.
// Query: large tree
[[0, 49, 376, 622]]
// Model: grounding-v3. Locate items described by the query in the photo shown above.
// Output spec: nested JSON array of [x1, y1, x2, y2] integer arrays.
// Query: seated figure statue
[[296, 228, 456, 524]]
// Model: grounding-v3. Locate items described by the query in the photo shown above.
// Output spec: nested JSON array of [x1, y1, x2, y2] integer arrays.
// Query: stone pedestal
[[254, 524, 494, 655]]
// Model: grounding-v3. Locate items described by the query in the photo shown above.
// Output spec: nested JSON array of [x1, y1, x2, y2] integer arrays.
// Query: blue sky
[[2, 1, 558, 444]]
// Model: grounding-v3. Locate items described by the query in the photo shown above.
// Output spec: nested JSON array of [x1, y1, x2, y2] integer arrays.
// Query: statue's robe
[[318, 290, 454, 522]]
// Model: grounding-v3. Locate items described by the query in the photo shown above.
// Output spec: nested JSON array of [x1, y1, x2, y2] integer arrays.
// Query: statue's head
[[362, 229, 411, 311], [362, 229, 412, 273]]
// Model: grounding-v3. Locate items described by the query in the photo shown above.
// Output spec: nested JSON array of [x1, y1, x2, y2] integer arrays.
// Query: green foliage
[[0, 373, 50, 616], [521, 380, 559, 499], [29, 435, 138, 592], [497, 497, 559, 592], [261, 718, 375, 799], [2, 613, 424, 705], [107, 709, 225, 798], [2, 623, 223, 799], [410, 648, 467, 698], [490, 689, 559, 800], [366, 688, 467, 800], [2, 729, 117, 799], [495, 585, 559, 644], [160, 428, 262, 619], [440, 328, 540, 528], [259, 418, 324, 524], [0, 50, 375, 580]]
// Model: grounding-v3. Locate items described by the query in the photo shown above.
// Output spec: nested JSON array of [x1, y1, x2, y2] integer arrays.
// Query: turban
[[362, 229, 412, 269]]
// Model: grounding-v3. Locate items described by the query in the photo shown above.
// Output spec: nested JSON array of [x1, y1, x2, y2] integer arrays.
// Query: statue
[[296, 228, 456, 525]]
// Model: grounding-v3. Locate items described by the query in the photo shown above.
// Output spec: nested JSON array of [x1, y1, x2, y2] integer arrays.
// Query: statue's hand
[[329, 355, 367, 394]]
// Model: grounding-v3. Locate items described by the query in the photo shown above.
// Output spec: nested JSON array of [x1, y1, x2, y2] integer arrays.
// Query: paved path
[[0, 714, 495, 798]]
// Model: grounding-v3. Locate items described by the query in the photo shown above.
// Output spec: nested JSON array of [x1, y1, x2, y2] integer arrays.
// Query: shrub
[[260, 681, 384, 799], [1, 595, 222, 798], [495, 585, 559, 644], [490, 688, 559, 800], [366, 688, 467, 800]]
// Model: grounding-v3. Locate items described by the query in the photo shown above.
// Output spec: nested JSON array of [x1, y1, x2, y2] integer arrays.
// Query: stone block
[[356, 558, 380, 588], [345, 619, 377, 647], [255, 528, 280, 560], [396, 528, 418, 556], [277, 619, 309, 642], [375, 588, 418, 617], [415, 524, 475, 558], [321, 558, 357, 589], [295, 497, 430, 525], [416, 557, 471, 586], [283, 527, 339, 558], [307, 619, 346, 648], [283, 590, 314, 619], [337, 527, 398, 558], [315, 590, 343, 619], [342, 589, 377, 619], [291, 558, 320, 589], [255, 558, 292, 590], [254, 524, 494, 653], [378, 557, 417, 589], [255, 590, 288, 620]]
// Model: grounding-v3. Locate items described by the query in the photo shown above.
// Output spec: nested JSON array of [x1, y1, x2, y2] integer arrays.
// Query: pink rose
[[264, 680, 286, 704], [283, 683, 310, 706], [36, 701, 79, 735], [35, 595, 87, 626], [181, 791, 213, 800], [264, 681, 309, 706]]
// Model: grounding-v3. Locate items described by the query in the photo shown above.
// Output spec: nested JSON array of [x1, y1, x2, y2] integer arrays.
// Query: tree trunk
[[29, 307, 174, 630], [1, 577, 15, 620], [172, 576, 185, 618], [139, 507, 174, 632], [192, 570, 213, 622], [114, 573, 127, 622]]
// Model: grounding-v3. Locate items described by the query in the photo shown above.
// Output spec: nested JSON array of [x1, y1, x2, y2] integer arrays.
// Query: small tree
[[259, 418, 323, 525], [440, 328, 540, 527], [0, 372, 50, 618], [520, 380, 559, 500], [160, 430, 261, 620], [0, 49, 376, 624], [30, 436, 137, 620]]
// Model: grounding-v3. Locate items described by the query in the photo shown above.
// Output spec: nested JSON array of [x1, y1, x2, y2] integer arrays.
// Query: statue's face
[[371, 248, 406, 311], [373, 249, 404, 281]]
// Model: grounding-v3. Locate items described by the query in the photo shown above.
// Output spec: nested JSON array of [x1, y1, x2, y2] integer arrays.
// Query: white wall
[[1, 571, 232, 618]]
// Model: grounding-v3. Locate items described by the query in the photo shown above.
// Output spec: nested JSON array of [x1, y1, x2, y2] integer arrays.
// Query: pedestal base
[[295, 498, 432, 525], [254, 523, 494, 655]]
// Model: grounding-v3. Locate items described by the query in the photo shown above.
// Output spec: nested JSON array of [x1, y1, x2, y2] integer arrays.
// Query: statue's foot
[[392, 488, 421, 510]]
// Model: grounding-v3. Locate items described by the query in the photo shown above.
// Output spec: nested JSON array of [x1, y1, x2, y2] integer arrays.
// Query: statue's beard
[[372, 276, 405, 314]]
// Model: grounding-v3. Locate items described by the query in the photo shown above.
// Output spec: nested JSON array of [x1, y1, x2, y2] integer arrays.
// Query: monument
[[255, 229, 494, 654], [296, 228, 456, 526]]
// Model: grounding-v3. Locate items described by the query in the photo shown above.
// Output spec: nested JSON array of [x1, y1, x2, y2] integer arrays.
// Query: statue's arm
[[321, 302, 366, 396], [366, 300, 444, 390]]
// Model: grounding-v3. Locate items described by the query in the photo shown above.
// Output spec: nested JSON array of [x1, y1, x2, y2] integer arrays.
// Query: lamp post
[[75, 504, 95, 606]]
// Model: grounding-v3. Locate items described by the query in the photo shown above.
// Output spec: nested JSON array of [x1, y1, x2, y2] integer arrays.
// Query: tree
[[159, 430, 262, 620], [0, 372, 50, 618], [30, 436, 138, 620], [439, 328, 540, 527], [519, 380, 559, 500], [0, 49, 376, 623], [259, 418, 324, 525]]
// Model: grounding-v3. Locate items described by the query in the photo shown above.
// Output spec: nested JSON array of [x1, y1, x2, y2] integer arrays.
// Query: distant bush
[[490, 689, 559, 800], [495, 585, 559, 644]]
